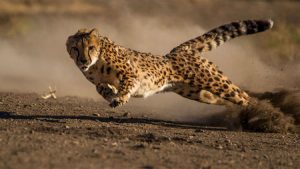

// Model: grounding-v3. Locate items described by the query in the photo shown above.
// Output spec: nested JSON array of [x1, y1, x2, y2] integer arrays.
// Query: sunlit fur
[[66, 20, 273, 108]]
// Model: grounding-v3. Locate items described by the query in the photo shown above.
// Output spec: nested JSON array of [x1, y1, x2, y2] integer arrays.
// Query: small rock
[[93, 113, 100, 117], [169, 141, 176, 146], [224, 139, 231, 144], [216, 145, 223, 150], [111, 142, 118, 146], [122, 112, 130, 117], [92, 149, 98, 153]]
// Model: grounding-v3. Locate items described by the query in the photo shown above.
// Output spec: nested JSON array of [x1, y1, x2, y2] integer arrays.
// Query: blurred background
[[0, 0, 299, 120]]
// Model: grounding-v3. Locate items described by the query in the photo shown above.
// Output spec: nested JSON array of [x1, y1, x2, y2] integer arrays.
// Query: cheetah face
[[66, 28, 101, 72]]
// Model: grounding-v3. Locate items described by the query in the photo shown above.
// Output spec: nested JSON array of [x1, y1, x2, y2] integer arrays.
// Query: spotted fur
[[170, 19, 273, 54], [66, 19, 273, 108]]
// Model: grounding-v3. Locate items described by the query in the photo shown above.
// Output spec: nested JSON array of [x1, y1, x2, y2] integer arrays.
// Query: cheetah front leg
[[96, 83, 118, 102], [109, 75, 140, 108]]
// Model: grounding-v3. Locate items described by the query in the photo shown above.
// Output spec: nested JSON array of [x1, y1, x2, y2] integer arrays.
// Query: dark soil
[[0, 92, 299, 169]]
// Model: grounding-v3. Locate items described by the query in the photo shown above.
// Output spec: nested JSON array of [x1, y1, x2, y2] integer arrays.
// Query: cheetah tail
[[169, 19, 273, 54]]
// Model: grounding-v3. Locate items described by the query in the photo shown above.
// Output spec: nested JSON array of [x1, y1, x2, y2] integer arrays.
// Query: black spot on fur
[[106, 67, 111, 74], [214, 77, 220, 81], [230, 91, 236, 97], [213, 83, 219, 87], [205, 86, 212, 90], [197, 46, 204, 52], [207, 43, 213, 51]]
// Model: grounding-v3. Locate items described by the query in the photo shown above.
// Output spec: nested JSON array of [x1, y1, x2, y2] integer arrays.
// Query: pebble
[[92, 149, 98, 153], [92, 113, 100, 117], [224, 139, 231, 144], [122, 112, 129, 117], [111, 142, 118, 146], [169, 141, 176, 146], [216, 145, 223, 150]]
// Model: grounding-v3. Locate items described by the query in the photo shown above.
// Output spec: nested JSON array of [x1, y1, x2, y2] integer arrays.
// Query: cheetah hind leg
[[198, 90, 229, 105], [176, 89, 229, 105]]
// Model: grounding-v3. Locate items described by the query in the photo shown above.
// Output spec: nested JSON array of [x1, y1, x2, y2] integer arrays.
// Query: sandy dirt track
[[0, 92, 299, 169]]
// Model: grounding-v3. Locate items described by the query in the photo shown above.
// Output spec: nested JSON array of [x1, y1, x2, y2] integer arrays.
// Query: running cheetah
[[66, 19, 273, 108]]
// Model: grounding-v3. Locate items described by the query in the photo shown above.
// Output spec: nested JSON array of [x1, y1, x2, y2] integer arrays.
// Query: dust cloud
[[0, 1, 299, 123]]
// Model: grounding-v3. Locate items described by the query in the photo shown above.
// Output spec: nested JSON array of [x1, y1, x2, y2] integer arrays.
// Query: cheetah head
[[66, 28, 101, 72]]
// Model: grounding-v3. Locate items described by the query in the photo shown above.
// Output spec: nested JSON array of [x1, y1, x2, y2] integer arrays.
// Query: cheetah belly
[[133, 82, 172, 98]]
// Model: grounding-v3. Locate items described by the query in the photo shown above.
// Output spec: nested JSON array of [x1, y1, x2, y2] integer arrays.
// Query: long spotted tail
[[169, 19, 273, 54]]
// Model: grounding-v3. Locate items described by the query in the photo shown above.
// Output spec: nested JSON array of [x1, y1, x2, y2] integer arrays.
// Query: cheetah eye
[[89, 46, 95, 50]]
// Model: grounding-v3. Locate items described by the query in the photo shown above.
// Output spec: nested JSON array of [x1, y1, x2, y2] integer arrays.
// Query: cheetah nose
[[80, 58, 88, 64]]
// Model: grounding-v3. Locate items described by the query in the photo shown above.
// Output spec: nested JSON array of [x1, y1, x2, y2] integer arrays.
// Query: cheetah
[[66, 19, 273, 108]]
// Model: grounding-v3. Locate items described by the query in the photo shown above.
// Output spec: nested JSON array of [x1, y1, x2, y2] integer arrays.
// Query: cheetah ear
[[89, 28, 99, 37]]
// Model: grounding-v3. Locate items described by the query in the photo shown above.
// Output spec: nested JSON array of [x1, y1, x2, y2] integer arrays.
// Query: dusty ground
[[0, 92, 299, 169]]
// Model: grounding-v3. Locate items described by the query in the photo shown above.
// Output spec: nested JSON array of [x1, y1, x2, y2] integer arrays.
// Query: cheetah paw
[[109, 98, 123, 108], [109, 95, 129, 108]]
